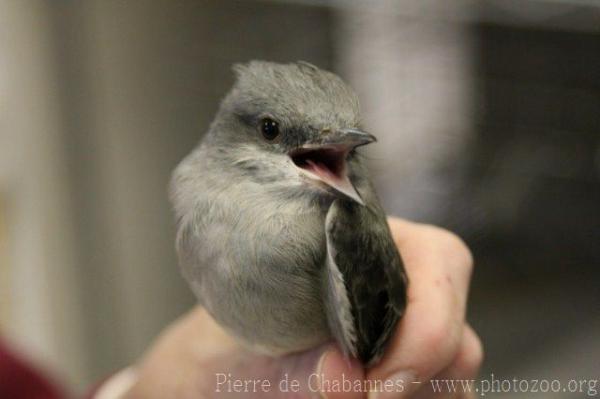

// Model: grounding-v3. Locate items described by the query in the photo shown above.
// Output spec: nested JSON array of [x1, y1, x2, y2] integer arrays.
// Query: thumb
[[273, 344, 365, 399]]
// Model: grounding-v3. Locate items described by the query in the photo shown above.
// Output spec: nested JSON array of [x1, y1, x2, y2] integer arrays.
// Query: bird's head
[[208, 61, 375, 205]]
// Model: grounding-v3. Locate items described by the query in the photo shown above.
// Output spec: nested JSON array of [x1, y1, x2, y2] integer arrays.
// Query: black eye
[[260, 118, 280, 141]]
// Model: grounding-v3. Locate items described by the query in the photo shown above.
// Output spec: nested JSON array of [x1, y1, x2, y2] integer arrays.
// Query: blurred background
[[0, 0, 598, 397]]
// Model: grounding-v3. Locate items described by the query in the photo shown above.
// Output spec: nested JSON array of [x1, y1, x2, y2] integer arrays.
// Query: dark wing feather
[[324, 198, 408, 365]]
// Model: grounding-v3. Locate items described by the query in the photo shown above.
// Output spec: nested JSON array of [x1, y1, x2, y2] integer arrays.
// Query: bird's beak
[[289, 128, 376, 205]]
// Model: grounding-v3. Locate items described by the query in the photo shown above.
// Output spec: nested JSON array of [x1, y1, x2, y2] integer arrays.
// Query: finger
[[388, 218, 473, 307], [267, 344, 362, 399], [210, 344, 365, 399], [307, 346, 366, 399], [411, 325, 484, 399], [127, 309, 365, 399], [196, 305, 366, 398], [367, 219, 474, 398], [442, 325, 484, 381]]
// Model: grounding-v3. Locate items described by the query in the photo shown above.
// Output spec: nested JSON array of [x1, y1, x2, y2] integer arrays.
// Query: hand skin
[[123, 218, 482, 399]]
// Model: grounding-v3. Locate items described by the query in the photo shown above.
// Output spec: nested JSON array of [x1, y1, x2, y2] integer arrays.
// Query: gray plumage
[[170, 61, 407, 364]]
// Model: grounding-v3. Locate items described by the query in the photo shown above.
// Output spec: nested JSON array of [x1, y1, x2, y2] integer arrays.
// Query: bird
[[170, 61, 408, 365]]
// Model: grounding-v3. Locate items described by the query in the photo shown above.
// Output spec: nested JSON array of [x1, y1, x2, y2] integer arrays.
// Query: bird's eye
[[260, 118, 280, 141]]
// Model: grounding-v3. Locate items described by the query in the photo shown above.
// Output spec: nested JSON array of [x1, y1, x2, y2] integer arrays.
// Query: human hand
[[122, 306, 363, 399], [122, 218, 481, 398], [366, 218, 483, 398]]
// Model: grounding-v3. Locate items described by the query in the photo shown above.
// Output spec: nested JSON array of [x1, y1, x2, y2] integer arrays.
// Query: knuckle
[[421, 318, 457, 360], [469, 332, 485, 369], [423, 225, 474, 271], [462, 328, 484, 375]]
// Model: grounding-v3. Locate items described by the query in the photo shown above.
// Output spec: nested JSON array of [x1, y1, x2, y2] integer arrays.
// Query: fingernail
[[315, 349, 332, 374], [314, 349, 333, 399], [368, 371, 417, 399]]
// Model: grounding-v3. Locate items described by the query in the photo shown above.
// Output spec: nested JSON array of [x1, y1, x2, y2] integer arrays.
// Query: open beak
[[289, 128, 376, 205]]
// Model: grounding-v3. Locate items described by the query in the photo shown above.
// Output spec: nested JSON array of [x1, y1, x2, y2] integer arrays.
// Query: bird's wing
[[324, 198, 408, 365]]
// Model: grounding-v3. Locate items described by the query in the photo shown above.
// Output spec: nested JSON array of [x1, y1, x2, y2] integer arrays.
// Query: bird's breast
[[195, 193, 332, 353]]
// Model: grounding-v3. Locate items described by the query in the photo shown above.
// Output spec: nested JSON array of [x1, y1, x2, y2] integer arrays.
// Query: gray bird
[[170, 61, 408, 365]]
